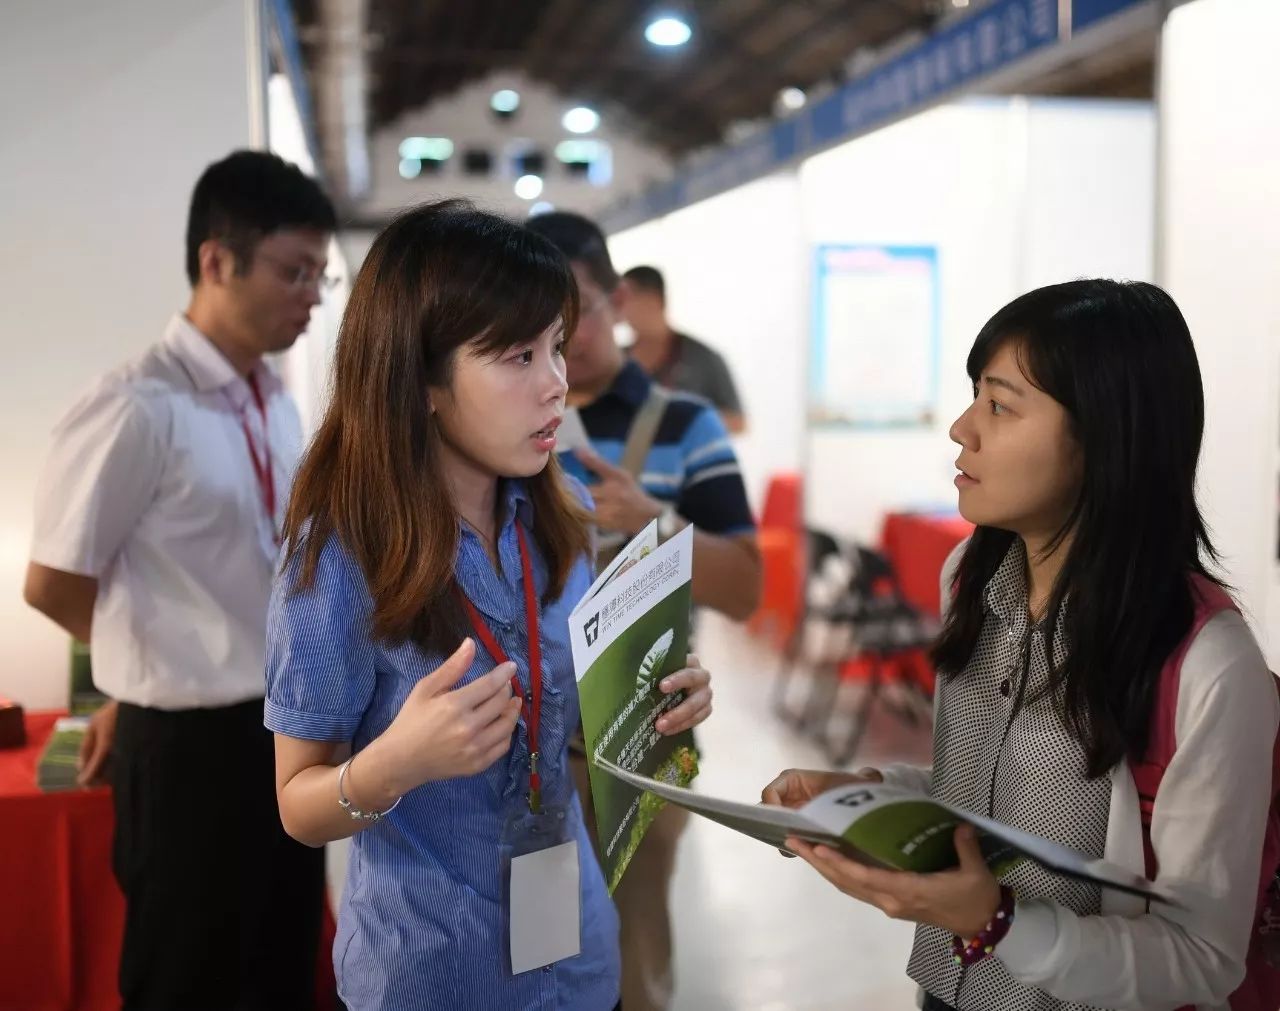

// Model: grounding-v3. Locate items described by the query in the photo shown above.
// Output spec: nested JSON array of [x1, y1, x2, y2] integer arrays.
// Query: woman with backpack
[[764, 279, 1279, 1010]]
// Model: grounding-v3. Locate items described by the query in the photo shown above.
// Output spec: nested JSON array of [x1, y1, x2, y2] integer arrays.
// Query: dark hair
[[526, 211, 619, 293], [185, 150, 337, 286], [931, 279, 1223, 778], [283, 199, 590, 652], [622, 265, 666, 300]]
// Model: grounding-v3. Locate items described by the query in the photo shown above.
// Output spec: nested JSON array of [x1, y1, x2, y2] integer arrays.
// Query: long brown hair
[[282, 199, 591, 652]]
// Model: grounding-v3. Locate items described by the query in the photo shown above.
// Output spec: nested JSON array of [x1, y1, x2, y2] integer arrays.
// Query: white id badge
[[501, 806, 582, 975]]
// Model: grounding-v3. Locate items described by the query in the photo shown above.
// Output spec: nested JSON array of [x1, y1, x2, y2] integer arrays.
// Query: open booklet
[[569, 521, 698, 893], [593, 757, 1174, 904]]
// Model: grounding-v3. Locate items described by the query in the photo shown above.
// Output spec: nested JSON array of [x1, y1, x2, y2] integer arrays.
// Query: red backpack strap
[[1131, 576, 1237, 879]]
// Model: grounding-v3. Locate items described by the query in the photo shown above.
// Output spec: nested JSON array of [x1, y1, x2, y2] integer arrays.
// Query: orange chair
[[748, 472, 806, 649], [748, 526, 805, 650], [759, 471, 803, 531]]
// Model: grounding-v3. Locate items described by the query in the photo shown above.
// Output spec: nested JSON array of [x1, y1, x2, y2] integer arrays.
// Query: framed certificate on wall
[[809, 244, 940, 428]]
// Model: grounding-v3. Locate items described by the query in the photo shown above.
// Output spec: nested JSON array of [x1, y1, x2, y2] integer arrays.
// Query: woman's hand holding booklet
[[593, 756, 1173, 905]]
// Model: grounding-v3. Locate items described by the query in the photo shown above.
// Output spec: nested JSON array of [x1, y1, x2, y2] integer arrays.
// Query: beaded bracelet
[[951, 885, 1016, 966]]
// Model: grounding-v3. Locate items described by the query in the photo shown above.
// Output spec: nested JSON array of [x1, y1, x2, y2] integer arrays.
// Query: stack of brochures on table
[[69, 638, 108, 716], [36, 716, 89, 792]]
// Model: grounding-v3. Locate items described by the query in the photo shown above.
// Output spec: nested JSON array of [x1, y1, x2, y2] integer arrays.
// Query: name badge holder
[[458, 523, 582, 975]]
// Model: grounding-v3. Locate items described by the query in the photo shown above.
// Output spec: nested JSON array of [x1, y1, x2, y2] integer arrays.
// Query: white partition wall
[[0, 0, 260, 707], [611, 98, 1156, 543], [800, 102, 1025, 542], [804, 98, 1156, 542], [1020, 99, 1156, 290], [1159, 0, 1280, 663], [611, 175, 807, 512], [606, 218, 669, 283]]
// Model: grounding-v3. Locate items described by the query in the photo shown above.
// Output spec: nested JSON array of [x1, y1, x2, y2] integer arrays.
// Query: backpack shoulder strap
[[1132, 575, 1238, 876], [619, 385, 670, 480], [1132, 580, 1280, 1007]]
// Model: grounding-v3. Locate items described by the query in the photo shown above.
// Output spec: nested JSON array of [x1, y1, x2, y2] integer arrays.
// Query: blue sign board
[[810, 245, 941, 429]]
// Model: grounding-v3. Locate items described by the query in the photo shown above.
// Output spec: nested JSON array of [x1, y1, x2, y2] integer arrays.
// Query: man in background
[[24, 150, 336, 1010], [620, 264, 746, 434], [529, 211, 761, 1011]]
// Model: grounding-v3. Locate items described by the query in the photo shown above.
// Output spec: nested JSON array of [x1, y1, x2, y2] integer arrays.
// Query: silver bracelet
[[337, 755, 401, 822]]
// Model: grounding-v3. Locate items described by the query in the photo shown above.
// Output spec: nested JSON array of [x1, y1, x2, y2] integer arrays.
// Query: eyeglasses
[[257, 252, 341, 292]]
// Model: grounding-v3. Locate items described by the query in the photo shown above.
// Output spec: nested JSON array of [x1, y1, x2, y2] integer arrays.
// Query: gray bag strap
[[592, 384, 671, 576], [619, 385, 670, 480]]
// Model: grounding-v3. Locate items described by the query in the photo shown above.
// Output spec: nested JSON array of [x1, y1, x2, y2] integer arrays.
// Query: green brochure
[[570, 521, 698, 893], [593, 758, 1174, 905]]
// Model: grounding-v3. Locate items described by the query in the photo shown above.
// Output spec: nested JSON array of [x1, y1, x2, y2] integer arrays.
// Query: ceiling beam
[[523, 0, 590, 81], [719, 0, 914, 113], [611, 0, 784, 113], [635, 0, 896, 144], [360, 0, 932, 158], [368, 0, 447, 125], [368, 46, 734, 68], [536, 1, 640, 100]]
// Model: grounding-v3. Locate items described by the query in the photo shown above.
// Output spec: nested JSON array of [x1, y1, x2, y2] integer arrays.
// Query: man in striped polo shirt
[[528, 212, 761, 1011]]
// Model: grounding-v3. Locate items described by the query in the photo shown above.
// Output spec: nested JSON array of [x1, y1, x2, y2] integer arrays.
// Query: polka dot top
[[908, 541, 1112, 1011]]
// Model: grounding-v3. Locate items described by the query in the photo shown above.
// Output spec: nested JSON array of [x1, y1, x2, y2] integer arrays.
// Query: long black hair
[[931, 279, 1223, 778]]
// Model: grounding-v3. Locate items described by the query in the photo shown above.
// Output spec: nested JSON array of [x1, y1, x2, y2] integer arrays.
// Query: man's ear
[[197, 239, 236, 288]]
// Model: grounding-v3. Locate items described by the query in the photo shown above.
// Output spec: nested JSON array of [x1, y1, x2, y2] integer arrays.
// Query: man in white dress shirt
[[23, 150, 336, 1010]]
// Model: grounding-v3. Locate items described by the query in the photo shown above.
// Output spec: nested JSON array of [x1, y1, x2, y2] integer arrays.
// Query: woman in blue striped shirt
[[262, 201, 714, 1010]]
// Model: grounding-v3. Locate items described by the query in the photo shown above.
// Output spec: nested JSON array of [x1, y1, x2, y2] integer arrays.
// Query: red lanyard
[[456, 523, 544, 812], [235, 373, 277, 545]]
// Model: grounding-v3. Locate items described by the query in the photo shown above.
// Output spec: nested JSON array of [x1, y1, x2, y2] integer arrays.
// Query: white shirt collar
[[163, 313, 283, 402]]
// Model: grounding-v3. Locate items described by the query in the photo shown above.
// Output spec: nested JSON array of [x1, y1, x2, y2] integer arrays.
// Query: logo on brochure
[[584, 613, 600, 647], [637, 629, 675, 688]]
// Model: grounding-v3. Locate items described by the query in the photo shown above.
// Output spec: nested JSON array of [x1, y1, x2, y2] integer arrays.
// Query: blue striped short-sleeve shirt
[[559, 360, 755, 538], [264, 479, 620, 1011]]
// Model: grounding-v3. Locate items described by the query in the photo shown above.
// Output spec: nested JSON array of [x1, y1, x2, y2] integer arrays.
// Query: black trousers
[[112, 699, 325, 1011], [922, 995, 958, 1011]]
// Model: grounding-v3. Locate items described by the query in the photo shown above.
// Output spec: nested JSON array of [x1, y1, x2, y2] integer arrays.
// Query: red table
[[880, 511, 974, 619], [0, 711, 336, 1011]]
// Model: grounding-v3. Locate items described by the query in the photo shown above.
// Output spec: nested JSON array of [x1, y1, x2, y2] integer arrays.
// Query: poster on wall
[[810, 244, 939, 428]]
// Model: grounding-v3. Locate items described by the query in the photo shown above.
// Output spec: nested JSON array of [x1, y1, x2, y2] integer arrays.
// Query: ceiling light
[[490, 89, 521, 114], [398, 157, 421, 180], [398, 137, 454, 161], [562, 106, 601, 134], [952, 0, 970, 6], [555, 139, 604, 163], [514, 174, 544, 200], [645, 16, 692, 47], [529, 201, 555, 217], [778, 87, 806, 111]]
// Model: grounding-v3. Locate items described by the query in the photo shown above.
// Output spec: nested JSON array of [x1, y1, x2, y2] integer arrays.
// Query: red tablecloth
[[0, 711, 336, 1011], [881, 511, 974, 618]]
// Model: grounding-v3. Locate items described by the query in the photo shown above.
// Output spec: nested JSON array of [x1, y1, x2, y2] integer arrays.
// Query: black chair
[[771, 528, 843, 727], [773, 529, 936, 766]]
